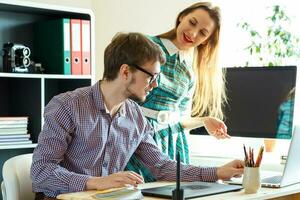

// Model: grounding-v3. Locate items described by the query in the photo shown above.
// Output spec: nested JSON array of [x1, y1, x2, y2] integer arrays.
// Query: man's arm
[[30, 95, 90, 195], [134, 123, 218, 182], [134, 123, 243, 182]]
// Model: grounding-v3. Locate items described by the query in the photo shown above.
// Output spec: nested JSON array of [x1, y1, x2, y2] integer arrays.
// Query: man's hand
[[216, 160, 244, 180], [203, 117, 231, 139], [86, 171, 144, 190]]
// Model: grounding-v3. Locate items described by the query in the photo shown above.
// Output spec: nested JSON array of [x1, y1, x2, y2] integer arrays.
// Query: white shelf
[[0, 72, 92, 79], [0, 143, 37, 150], [0, 1, 95, 152]]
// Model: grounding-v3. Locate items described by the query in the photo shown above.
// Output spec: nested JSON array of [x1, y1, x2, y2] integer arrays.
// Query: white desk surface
[[57, 181, 300, 200], [190, 154, 285, 172], [140, 182, 300, 200]]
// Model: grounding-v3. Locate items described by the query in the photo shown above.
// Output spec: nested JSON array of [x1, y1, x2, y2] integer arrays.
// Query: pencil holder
[[242, 167, 261, 194]]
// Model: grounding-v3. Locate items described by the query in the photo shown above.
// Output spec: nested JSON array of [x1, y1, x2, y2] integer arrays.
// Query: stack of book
[[0, 117, 32, 146]]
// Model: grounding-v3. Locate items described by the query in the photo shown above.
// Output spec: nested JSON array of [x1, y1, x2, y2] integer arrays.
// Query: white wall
[[21, 0, 92, 9]]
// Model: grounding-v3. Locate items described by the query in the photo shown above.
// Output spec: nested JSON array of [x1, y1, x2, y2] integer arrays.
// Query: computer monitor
[[190, 66, 297, 139]]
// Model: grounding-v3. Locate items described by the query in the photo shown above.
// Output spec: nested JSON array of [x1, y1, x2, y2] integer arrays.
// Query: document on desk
[[94, 187, 143, 199], [57, 186, 143, 200]]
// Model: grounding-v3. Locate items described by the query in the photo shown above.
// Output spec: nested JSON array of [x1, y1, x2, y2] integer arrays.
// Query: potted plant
[[238, 5, 300, 67]]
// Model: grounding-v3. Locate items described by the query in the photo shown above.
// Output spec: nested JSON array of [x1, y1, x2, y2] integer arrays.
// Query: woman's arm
[[180, 116, 230, 139]]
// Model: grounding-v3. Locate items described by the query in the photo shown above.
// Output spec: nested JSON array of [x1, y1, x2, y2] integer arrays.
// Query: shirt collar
[[93, 81, 126, 117], [160, 38, 194, 66], [103, 102, 110, 114], [119, 104, 126, 117]]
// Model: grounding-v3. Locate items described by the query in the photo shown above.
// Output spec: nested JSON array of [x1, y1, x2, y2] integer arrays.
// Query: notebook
[[142, 152, 242, 199], [228, 125, 300, 188]]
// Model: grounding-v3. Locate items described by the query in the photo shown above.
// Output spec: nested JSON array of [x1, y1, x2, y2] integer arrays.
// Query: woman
[[126, 2, 229, 182]]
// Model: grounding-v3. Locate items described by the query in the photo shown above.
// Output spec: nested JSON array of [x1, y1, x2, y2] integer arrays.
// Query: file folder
[[70, 19, 82, 75], [34, 18, 71, 74], [81, 20, 91, 75], [63, 19, 71, 74]]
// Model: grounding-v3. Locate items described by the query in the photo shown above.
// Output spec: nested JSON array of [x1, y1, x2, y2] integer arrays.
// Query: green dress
[[125, 36, 195, 182]]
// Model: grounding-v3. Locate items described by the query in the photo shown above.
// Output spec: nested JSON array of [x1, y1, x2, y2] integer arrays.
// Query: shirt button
[[114, 167, 119, 172], [103, 162, 108, 168]]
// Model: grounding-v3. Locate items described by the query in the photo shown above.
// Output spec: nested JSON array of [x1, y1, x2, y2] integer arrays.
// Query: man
[[31, 32, 244, 199]]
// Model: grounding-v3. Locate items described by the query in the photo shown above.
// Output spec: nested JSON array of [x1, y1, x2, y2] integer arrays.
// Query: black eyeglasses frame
[[129, 64, 160, 84]]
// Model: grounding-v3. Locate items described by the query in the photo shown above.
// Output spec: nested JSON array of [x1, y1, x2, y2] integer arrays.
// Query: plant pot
[[264, 139, 276, 152]]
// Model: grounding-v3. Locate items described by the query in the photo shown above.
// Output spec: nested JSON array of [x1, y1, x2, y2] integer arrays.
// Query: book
[[0, 124, 27, 129], [0, 122, 27, 126], [0, 116, 28, 124], [0, 134, 30, 139], [0, 138, 30, 142], [0, 128, 27, 135], [0, 140, 32, 145]]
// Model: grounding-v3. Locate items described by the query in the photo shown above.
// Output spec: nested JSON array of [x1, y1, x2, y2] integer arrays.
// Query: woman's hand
[[203, 117, 230, 139]]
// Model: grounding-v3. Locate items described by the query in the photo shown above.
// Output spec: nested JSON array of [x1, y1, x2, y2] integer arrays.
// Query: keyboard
[[262, 175, 282, 184]]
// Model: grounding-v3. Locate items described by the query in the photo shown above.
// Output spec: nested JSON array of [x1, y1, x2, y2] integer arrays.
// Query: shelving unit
[[0, 74, 92, 145], [0, 1, 95, 197]]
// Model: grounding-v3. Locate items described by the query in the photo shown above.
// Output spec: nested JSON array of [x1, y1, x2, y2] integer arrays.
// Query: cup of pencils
[[242, 145, 264, 194]]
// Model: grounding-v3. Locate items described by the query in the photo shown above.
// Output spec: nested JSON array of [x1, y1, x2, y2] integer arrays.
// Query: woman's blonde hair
[[158, 2, 226, 119]]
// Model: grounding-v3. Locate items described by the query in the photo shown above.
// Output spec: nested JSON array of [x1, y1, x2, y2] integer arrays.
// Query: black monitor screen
[[190, 66, 297, 139]]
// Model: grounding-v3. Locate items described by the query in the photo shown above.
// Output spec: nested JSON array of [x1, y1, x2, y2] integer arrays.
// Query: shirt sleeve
[[30, 95, 90, 195], [134, 122, 218, 182]]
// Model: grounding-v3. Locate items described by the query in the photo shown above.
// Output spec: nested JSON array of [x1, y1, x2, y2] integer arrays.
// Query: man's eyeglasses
[[129, 64, 160, 84]]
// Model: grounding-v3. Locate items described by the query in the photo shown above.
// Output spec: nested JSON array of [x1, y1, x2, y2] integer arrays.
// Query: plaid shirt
[[31, 81, 218, 197]]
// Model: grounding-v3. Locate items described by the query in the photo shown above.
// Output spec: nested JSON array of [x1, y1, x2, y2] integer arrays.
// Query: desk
[[57, 182, 300, 200]]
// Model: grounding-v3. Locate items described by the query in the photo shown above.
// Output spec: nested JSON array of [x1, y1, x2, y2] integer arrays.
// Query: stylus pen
[[173, 151, 184, 200], [176, 151, 180, 190]]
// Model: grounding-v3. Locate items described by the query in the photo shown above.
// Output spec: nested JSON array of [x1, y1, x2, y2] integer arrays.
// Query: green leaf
[[271, 16, 276, 22], [267, 29, 272, 36], [250, 30, 257, 36], [256, 46, 260, 53]]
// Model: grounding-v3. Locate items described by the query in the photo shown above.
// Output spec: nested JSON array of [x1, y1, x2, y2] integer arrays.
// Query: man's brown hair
[[103, 32, 165, 81]]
